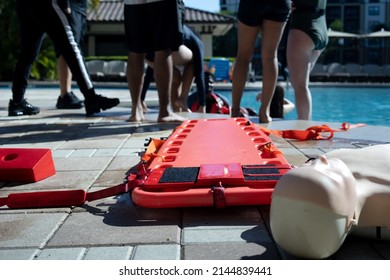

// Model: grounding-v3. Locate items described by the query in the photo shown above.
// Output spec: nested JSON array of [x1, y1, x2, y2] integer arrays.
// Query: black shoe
[[56, 91, 84, 109], [8, 99, 40, 116], [85, 94, 120, 116]]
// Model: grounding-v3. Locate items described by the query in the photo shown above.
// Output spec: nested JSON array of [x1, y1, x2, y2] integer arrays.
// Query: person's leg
[[287, 29, 319, 120], [56, 0, 85, 109], [172, 45, 193, 66], [42, 1, 119, 115], [231, 20, 260, 117], [176, 62, 194, 112], [171, 67, 183, 112], [56, 55, 84, 109], [127, 52, 146, 122], [9, 0, 43, 116], [171, 45, 193, 112], [154, 50, 186, 122], [57, 56, 72, 96], [140, 66, 154, 112], [258, 19, 287, 123]]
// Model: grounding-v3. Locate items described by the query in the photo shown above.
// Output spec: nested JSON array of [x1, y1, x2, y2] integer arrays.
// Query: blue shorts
[[237, 0, 291, 26], [124, 0, 184, 53]]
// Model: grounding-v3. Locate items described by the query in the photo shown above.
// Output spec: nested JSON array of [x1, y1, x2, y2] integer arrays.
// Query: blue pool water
[[216, 86, 390, 126]]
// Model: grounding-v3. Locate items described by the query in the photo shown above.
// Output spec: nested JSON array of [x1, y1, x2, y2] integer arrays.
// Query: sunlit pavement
[[0, 83, 390, 260]]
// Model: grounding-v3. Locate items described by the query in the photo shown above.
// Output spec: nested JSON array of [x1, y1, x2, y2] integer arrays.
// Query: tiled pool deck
[[0, 83, 389, 260]]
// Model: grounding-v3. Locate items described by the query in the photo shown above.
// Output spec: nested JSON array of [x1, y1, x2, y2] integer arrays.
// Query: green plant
[[30, 39, 57, 80]]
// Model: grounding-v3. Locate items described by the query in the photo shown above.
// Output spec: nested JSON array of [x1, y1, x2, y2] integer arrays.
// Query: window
[[344, 6, 360, 18], [368, 6, 380, 16]]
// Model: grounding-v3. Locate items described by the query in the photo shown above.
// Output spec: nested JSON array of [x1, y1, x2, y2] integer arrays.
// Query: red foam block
[[0, 148, 56, 182]]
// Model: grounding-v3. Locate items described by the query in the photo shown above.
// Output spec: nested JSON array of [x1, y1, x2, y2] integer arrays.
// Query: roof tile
[[87, 0, 235, 23]]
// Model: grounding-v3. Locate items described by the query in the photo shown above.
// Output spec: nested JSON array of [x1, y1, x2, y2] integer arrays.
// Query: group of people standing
[[9, 0, 328, 123], [231, 0, 328, 122]]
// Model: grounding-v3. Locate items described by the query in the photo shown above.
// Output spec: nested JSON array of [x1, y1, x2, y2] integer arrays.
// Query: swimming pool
[[216, 86, 390, 127]]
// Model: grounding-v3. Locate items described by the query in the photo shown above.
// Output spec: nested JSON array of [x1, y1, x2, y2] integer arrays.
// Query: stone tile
[[84, 246, 133, 260], [105, 155, 140, 171], [1, 86, 389, 261], [132, 244, 180, 260], [331, 241, 384, 260], [48, 214, 180, 247], [123, 138, 150, 149], [0, 141, 64, 149], [36, 247, 86, 260], [48, 194, 181, 247], [183, 225, 272, 244], [371, 242, 390, 259], [0, 249, 39, 260], [59, 139, 126, 149], [117, 148, 142, 157], [0, 170, 101, 192], [296, 148, 325, 158], [0, 213, 68, 248], [183, 206, 262, 226], [184, 242, 280, 260], [53, 156, 113, 171], [93, 148, 118, 157], [93, 170, 128, 187], [52, 149, 74, 158], [69, 149, 97, 157]]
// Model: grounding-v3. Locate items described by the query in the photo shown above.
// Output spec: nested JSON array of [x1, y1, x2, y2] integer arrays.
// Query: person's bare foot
[[259, 105, 272, 123], [197, 105, 206, 113], [256, 92, 262, 102], [175, 99, 191, 112], [157, 112, 187, 123], [230, 107, 244, 118], [141, 101, 148, 113], [128, 105, 145, 122]]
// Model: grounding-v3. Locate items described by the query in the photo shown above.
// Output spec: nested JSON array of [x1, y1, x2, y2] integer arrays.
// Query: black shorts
[[124, 0, 183, 53], [237, 0, 291, 26], [54, 0, 87, 57]]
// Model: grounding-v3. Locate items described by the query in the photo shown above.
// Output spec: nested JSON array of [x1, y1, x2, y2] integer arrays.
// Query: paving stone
[[184, 242, 280, 260], [331, 241, 384, 260], [0, 86, 389, 261], [183, 225, 272, 244], [0, 170, 101, 192], [0, 249, 39, 260], [183, 206, 262, 226], [84, 246, 133, 260], [47, 195, 181, 247], [69, 149, 97, 157], [105, 155, 140, 171], [132, 244, 180, 260], [36, 247, 86, 260], [52, 149, 75, 158], [93, 170, 128, 187], [93, 148, 119, 157], [0, 213, 68, 248], [59, 139, 126, 149], [53, 157, 113, 171]]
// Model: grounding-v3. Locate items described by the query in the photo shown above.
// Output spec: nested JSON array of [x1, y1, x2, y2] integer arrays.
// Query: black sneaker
[[8, 99, 40, 116], [85, 94, 120, 116], [56, 91, 84, 109]]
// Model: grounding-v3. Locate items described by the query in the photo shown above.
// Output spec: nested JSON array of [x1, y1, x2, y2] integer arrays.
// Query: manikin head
[[270, 156, 357, 259]]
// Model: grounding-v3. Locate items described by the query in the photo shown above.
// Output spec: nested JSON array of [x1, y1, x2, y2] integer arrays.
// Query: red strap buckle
[[212, 183, 226, 209]]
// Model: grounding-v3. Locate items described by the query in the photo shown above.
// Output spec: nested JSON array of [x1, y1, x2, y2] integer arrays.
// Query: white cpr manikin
[[270, 144, 390, 259]]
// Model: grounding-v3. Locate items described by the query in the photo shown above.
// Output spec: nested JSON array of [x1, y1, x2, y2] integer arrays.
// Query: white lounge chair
[[310, 63, 329, 82], [103, 60, 127, 82], [345, 63, 368, 82], [327, 62, 349, 82], [86, 60, 106, 81], [363, 64, 385, 83]]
